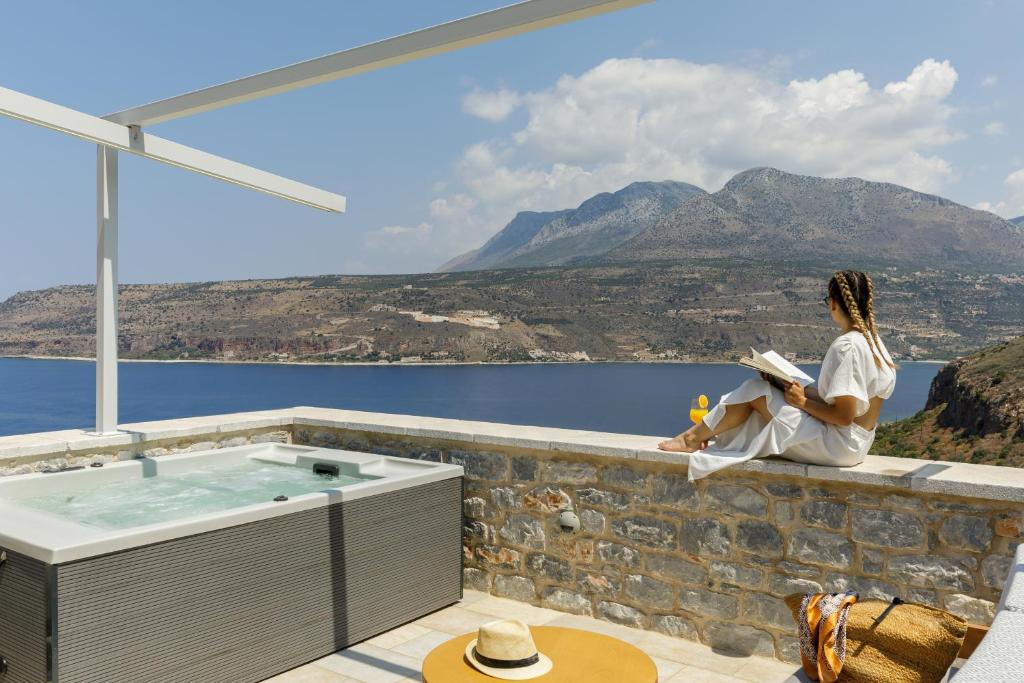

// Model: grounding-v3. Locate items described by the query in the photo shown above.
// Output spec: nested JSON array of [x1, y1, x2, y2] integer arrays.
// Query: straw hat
[[464, 619, 553, 680]]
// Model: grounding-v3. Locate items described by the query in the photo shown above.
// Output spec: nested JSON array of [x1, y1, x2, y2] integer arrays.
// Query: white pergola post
[[95, 145, 118, 434]]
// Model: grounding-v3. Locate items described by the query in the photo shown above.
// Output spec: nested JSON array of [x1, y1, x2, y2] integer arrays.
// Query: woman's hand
[[784, 381, 807, 409]]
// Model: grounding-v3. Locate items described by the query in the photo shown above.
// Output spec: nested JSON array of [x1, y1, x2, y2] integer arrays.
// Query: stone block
[[822, 574, 899, 601], [511, 455, 538, 482], [463, 496, 492, 519], [449, 450, 509, 480], [475, 545, 521, 570], [768, 574, 822, 597], [774, 501, 797, 526], [944, 594, 996, 625], [542, 460, 597, 484], [982, 554, 1014, 589], [575, 488, 630, 511], [765, 483, 804, 499], [652, 473, 699, 510], [736, 521, 784, 558], [709, 561, 763, 589], [651, 614, 698, 640], [801, 500, 848, 529], [889, 555, 974, 592], [743, 592, 795, 630], [580, 509, 606, 534], [680, 518, 732, 557], [597, 541, 642, 568], [526, 552, 573, 582], [907, 589, 938, 606], [852, 509, 924, 549], [861, 548, 885, 574], [775, 561, 821, 578], [490, 486, 522, 511], [541, 588, 593, 616], [576, 570, 622, 598], [524, 485, 573, 513], [601, 465, 649, 491], [644, 553, 708, 585], [788, 529, 854, 569], [463, 568, 492, 591], [494, 575, 537, 602], [679, 588, 738, 619], [884, 494, 923, 510], [702, 622, 775, 658], [706, 484, 768, 517], [995, 512, 1023, 538], [499, 515, 546, 549], [777, 636, 802, 663], [612, 516, 678, 549], [596, 601, 646, 628], [463, 521, 493, 543], [624, 574, 676, 609], [940, 514, 993, 552]]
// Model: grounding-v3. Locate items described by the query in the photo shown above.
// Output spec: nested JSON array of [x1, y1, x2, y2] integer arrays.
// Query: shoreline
[[0, 354, 952, 368]]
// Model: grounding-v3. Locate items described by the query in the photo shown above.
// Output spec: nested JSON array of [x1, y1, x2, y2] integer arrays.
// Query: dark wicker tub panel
[[53, 477, 462, 683], [0, 549, 49, 683]]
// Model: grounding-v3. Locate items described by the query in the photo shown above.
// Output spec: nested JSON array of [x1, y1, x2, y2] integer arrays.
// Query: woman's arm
[[783, 383, 858, 427]]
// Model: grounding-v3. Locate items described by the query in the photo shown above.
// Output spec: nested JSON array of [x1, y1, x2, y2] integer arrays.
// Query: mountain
[[1012, 215, 1024, 227], [875, 336, 1024, 466], [438, 180, 705, 271], [606, 168, 1024, 271], [2, 264, 1023, 365]]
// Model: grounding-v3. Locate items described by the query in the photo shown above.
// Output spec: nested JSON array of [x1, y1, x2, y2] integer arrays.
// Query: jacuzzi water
[[15, 459, 377, 530]]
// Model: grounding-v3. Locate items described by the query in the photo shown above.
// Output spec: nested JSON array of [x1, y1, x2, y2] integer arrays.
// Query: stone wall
[[2, 408, 1023, 664], [292, 421, 1024, 664]]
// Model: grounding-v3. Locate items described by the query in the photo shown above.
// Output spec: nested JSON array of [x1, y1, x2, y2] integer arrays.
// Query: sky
[[1, 0, 1022, 299]]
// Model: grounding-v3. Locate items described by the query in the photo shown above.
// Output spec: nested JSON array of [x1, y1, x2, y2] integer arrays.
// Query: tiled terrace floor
[[264, 590, 803, 683]]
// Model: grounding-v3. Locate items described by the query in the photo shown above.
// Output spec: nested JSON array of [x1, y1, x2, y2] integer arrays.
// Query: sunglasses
[[823, 295, 832, 306]]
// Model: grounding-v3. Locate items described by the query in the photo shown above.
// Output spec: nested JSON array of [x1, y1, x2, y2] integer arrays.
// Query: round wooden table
[[421, 625, 658, 682]]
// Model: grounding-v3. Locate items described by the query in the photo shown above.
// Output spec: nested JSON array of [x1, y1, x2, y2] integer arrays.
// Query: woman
[[659, 270, 896, 481]]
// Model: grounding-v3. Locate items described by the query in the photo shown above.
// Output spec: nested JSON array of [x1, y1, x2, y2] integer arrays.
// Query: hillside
[[875, 336, 1024, 465], [1, 263, 1023, 364], [606, 168, 1024, 271], [438, 180, 704, 271]]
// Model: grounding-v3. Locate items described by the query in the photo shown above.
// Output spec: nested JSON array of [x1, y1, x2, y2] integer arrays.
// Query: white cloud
[[426, 57, 962, 264], [981, 74, 999, 87], [976, 169, 1024, 218], [984, 121, 1006, 136], [462, 87, 522, 122]]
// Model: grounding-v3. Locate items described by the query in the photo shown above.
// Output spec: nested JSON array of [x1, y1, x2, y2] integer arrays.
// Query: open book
[[738, 348, 815, 387]]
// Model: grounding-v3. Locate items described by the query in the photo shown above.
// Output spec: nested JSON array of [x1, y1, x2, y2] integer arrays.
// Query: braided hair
[[828, 270, 895, 370]]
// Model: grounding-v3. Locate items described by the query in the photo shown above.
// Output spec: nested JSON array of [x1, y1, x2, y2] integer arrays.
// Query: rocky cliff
[[876, 336, 1024, 465]]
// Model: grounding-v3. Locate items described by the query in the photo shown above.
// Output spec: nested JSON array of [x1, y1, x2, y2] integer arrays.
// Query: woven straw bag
[[784, 594, 967, 683]]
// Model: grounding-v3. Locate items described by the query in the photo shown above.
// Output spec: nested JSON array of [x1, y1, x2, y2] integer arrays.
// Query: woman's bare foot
[[658, 431, 706, 452]]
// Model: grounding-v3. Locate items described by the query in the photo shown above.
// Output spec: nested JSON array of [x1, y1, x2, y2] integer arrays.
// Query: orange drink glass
[[689, 394, 709, 424]]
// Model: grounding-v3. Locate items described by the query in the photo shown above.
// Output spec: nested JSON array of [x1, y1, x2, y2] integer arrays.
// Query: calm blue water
[[0, 358, 941, 438]]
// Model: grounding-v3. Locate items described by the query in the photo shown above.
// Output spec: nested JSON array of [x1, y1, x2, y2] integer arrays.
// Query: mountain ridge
[[606, 167, 1024, 271], [438, 180, 705, 272]]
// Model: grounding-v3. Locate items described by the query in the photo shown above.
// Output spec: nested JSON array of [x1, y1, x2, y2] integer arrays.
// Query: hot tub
[[0, 443, 464, 683]]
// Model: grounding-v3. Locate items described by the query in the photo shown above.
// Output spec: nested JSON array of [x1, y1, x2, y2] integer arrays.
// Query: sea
[[0, 357, 943, 438]]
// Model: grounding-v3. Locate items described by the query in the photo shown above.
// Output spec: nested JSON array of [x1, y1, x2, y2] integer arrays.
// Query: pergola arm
[[0, 86, 345, 212], [103, 0, 651, 127]]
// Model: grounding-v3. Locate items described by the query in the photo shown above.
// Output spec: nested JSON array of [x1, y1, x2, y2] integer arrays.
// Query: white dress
[[686, 331, 897, 481]]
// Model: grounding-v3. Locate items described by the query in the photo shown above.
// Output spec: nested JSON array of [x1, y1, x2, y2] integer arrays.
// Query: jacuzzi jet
[[90, 462, 104, 468], [273, 495, 289, 502]]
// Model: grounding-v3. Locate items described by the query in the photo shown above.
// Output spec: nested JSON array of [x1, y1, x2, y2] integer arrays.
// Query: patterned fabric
[[798, 591, 859, 682]]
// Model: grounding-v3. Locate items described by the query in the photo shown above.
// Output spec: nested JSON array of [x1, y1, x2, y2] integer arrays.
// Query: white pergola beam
[[104, 0, 651, 127], [0, 86, 345, 212], [95, 146, 119, 435]]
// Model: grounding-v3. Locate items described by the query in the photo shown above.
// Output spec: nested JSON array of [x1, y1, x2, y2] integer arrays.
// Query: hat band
[[472, 647, 540, 669]]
